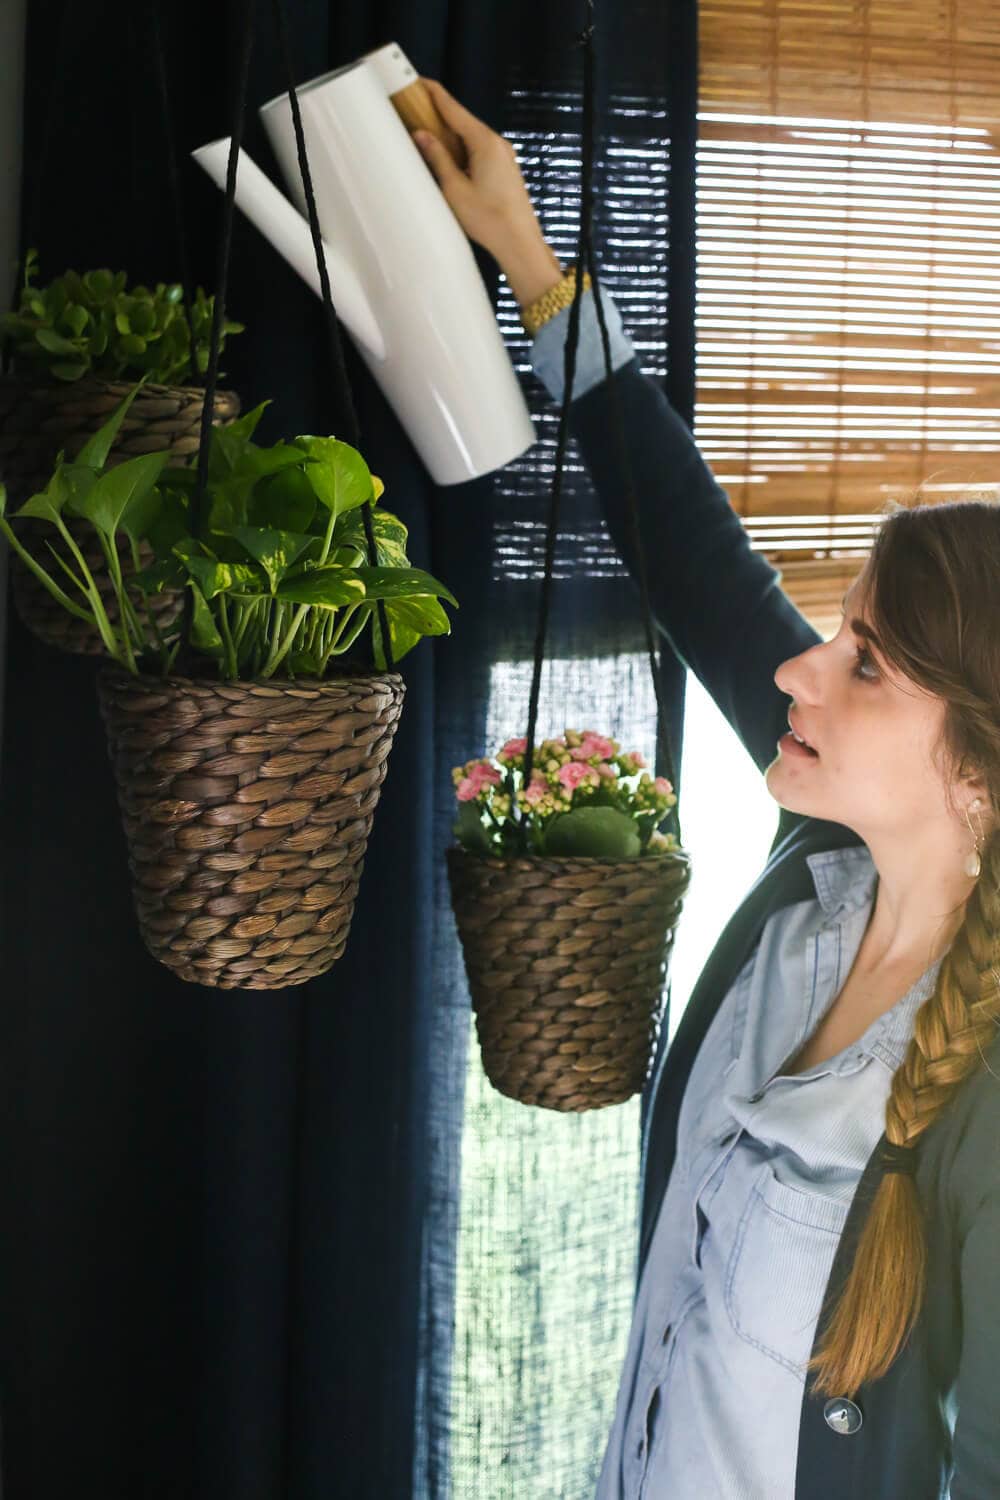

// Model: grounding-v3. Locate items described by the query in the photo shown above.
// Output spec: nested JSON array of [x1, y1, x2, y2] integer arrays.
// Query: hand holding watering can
[[194, 45, 544, 486], [410, 78, 567, 313]]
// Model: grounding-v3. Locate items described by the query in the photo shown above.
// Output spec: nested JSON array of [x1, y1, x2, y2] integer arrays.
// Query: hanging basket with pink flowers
[[447, 731, 691, 1111], [446, 11, 691, 1110]]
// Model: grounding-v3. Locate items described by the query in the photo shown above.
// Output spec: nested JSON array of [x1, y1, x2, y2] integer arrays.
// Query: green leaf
[[173, 540, 264, 600], [294, 436, 374, 521], [370, 602, 420, 668], [188, 583, 223, 655], [232, 525, 316, 592], [543, 807, 641, 859], [83, 269, 114, 299], [15, 468, 72, 524], [382, 594, 452, 637], [352, 566, 458, 606], [117, 485, 162, 545], [208, 401, 270, 479], [35, 327, 81, 355], [275, 567, 367, 609], [333, 506, 408, 567], [50, 361, 89, 381], [58, 462, 100, 517], [73, 450, 168, 538], [65, 304, 89, 337], [453, 800, 493, 855], [248, 463, 318, 533], [143, 489, 191, 560], [132, 557, 186, 595], [75, 384, 144, 469]]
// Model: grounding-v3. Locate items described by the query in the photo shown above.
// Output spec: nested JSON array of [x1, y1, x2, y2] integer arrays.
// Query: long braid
[[808, 816, 1000, 1396]]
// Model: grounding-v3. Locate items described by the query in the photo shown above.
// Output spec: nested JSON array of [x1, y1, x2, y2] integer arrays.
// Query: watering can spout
[[191, 140, 386, 362]]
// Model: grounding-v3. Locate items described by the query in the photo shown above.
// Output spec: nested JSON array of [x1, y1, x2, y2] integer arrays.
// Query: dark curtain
[[0, 3, 696, 1498]]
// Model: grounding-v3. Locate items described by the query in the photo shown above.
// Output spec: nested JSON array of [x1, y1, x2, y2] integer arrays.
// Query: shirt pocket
[[723, 1161, 849, 1374]]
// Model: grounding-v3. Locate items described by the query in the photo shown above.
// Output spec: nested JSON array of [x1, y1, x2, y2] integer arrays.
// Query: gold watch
[[521, 267, 593, 338]]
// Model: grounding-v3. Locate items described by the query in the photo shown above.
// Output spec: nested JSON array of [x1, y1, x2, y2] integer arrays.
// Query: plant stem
[[0, 520, 93, 621], [317, 507, 337, 566], [53, 519, 126, 664], [260, 602, 309, 679], [97, 532, 137, 673], [215, 595, 238, 678], [328, 606, 369, 659]]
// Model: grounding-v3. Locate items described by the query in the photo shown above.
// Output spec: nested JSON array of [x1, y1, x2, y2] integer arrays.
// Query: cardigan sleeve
[[528, 288, 825, 776], [949, 1184, 1000, 1498]]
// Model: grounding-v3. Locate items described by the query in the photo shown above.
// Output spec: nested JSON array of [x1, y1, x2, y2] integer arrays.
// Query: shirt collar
[[805, 843, 878, 918], [804, 843, 946, 1070]]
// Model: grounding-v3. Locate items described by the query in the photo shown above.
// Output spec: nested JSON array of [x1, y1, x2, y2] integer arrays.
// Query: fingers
[[418, 76, 491, 141], [413, 129, 463, 189]]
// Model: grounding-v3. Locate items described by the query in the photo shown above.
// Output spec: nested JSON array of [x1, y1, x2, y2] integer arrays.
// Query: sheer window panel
[[449, 653, 660, 1500], [666, 668, 781, 1047]]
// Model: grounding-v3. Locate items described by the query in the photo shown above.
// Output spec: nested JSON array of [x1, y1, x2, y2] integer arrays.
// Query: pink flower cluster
[[557, 761, 599, 793], [455, 758, 502, 802], [569, 732, 617, 762]]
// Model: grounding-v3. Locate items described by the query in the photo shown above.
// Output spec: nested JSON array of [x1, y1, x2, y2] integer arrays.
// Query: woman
[[414, 80, 1000, 1499]]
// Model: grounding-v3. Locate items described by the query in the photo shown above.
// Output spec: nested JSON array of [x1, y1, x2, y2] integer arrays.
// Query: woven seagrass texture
[[0, 376, 240, 654], [97, 669, 405, 989], [447, 846, 692, 1111]]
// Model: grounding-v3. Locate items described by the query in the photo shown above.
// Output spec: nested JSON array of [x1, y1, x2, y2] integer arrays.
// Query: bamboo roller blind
[[696, 1, 1000, 637]]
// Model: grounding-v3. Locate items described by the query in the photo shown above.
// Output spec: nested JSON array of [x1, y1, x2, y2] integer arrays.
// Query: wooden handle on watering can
[[388, 77, 469, 171]]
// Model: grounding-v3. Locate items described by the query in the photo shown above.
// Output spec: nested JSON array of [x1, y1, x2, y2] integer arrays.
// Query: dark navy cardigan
[[567, 354, 1000, 1500]]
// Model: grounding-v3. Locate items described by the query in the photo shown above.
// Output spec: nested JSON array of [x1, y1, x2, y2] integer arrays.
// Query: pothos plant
[[0, 249, 243, 384], [0, 387, 457, 677], [452, 730, 679, 860]]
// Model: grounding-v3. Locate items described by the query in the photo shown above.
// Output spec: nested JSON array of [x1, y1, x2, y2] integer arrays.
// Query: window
[[696, 0, 1000, 638], [667, 669, 780, 1045]]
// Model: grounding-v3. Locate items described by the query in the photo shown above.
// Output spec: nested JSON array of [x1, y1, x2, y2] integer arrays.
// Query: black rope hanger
[[521, 0, 682, 848], [184, 0, 392, 667]]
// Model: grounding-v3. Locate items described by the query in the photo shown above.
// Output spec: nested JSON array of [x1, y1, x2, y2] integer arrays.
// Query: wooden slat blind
[[696, 0, 1000, 637]]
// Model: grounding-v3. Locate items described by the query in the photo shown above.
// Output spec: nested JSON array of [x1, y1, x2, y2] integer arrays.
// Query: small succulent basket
[[447, 845, 691, 1110], [0, 376, 240, 654], [98, 668, 405, 989]]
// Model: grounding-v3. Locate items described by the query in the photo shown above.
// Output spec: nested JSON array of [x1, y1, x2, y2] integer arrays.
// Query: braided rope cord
[[522, 0, 681, 846]]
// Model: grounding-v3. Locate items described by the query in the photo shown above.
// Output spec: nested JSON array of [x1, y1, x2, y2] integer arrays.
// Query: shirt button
[[823, 1397, 863, 1435], [662, 1322, 672, 1345]]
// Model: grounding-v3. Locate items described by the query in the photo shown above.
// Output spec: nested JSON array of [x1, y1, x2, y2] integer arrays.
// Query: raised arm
[[413, 75, 824, 776], [527, 293, 823, 775]]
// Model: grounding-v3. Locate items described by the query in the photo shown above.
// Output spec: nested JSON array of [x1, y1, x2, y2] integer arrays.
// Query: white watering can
[[192, 42, 538, 486]]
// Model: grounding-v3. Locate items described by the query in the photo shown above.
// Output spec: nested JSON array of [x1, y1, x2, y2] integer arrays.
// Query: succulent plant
[[0, 249, 244, 385]]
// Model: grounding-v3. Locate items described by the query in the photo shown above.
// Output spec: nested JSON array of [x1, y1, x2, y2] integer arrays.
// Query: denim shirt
[[588, 842, 943, 1500], [529, 285, 635, 404]]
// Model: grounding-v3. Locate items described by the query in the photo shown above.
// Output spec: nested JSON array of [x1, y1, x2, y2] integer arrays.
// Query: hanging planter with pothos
[[0, 250, 242, 653], [0, 392, 457, 988], [448, 731, 690, 1111]]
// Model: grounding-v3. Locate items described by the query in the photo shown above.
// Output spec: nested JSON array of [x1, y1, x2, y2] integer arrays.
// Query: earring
[[964, 798, 985, 879]]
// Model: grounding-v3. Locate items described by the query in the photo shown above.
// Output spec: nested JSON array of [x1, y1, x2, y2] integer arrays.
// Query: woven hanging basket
[[0, 375, 240, 655], [447, 844, 692, 1111], [97, 667, 405, 989]]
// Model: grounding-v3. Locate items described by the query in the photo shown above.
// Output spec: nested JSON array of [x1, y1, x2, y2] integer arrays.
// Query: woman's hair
[[807, 496, 1000, 1397]]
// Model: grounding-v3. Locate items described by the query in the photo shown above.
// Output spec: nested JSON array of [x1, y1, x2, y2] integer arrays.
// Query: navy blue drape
[[0, 2, 696, 1496]]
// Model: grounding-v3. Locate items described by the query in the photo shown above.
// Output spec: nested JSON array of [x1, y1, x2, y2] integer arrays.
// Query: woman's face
[[765, 570, 957, 841]]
